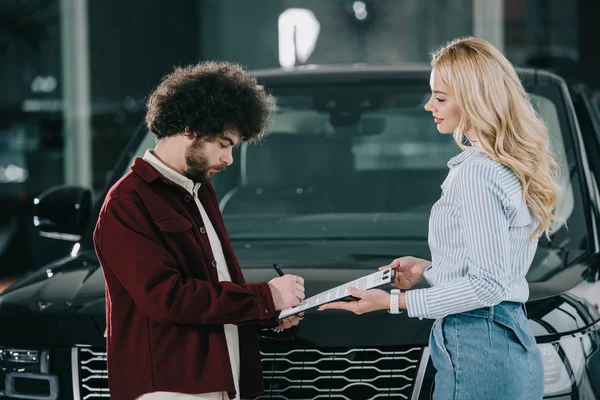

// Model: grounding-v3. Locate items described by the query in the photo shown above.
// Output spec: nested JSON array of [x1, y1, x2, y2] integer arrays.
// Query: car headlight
[[540, 334, 595, 398]]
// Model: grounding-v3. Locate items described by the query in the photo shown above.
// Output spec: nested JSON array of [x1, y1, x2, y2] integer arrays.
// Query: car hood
[[0, 240, 597, 347]]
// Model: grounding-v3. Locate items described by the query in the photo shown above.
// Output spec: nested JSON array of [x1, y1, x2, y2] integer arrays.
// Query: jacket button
[[184, 194, 192, 202], [211, 260, 217, 268], [199, 227, 207, 234]]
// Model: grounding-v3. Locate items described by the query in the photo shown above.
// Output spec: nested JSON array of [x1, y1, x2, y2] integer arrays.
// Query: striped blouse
[[405, 148, 538, 320]]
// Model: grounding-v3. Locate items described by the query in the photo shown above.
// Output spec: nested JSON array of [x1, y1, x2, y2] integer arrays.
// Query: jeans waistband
[[503, 301, 527, 317], [457, 301, 526, 323]]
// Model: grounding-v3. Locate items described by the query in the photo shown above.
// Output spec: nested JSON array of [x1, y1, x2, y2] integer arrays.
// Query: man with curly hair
[[93, 62, 305, 400]]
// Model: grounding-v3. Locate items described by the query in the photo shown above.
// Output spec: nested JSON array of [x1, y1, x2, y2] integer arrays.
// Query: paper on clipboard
[[277, 268, 396, 320]]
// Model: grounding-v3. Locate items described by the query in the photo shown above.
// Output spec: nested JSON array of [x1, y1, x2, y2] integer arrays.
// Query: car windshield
[[127, 78, 574, 241]]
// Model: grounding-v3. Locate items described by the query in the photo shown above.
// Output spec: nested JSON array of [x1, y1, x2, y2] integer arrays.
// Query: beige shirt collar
[[142, 149, 201, 194]]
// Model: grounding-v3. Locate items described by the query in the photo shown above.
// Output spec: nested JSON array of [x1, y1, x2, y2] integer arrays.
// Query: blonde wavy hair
[[431, 37, 562, 239]]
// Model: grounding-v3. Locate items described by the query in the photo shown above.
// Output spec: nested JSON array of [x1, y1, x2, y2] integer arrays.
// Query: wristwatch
[[388, 289, 402, 314]]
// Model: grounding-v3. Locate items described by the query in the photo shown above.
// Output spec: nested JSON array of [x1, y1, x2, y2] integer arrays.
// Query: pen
[[273, 263, 285, 277]]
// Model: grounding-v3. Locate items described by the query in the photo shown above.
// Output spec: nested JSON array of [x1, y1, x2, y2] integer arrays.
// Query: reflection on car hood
[[224, 213, 430, 240]]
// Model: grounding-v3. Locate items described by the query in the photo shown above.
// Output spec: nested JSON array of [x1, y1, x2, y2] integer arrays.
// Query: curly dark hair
[[145, 61, 275, 143]]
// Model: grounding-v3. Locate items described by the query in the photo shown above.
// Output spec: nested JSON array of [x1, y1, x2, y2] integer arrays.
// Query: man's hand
[[317, 288, 390, 315], [379, 256, 430, 290], [268, 274, 305, 310], [273, 312, 305, 332]]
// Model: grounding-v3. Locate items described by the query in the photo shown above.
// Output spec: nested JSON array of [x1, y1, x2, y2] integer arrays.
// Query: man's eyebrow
[[220, 135, 238, 146]]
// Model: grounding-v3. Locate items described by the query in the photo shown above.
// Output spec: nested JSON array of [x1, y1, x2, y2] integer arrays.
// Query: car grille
[[75, 345, 423, 400], [77, 348, 109, 400], [253, 345, 423, 399]]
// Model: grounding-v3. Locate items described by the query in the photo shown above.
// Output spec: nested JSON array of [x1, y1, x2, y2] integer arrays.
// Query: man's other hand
[[273, 312, 305, 332], [268, 274, 305, 310]]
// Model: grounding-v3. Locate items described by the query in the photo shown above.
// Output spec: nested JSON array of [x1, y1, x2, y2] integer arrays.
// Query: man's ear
[[183, 127, 195, 140]]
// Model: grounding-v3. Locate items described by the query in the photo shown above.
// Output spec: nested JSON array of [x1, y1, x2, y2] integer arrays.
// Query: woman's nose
[[424, 99, 432, 112]]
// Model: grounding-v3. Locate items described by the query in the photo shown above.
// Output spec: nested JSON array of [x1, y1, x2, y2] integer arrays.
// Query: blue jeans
[[429, 302, 544, 400]]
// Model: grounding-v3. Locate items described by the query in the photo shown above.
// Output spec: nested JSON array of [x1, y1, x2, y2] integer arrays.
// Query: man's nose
[[221, 149, 234, 166]]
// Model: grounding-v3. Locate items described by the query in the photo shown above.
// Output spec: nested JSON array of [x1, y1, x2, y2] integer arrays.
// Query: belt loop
[[488, 305, 494, 321], [522, 303, 528, 318]]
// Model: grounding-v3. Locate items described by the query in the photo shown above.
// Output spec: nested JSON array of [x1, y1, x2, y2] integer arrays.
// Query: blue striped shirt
[[405, 148, 538, 320]]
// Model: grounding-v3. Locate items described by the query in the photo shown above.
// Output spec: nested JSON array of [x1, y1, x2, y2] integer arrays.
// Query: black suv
[[1, 66, 600, 400]]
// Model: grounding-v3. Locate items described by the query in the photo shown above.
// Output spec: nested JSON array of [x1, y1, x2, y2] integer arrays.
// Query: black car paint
[[0, 66, 599, 399]]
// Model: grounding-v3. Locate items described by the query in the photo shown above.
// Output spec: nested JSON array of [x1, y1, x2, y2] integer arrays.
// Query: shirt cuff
[[405, 288, 430, 319]]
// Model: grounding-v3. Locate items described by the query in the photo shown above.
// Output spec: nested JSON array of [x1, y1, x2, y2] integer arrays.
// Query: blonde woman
[[319, 37, 560, 399]]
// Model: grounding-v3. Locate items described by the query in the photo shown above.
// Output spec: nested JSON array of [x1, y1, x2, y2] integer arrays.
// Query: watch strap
[[389, 290, 401, 314]]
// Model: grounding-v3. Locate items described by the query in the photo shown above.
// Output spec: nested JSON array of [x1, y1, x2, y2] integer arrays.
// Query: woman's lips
[[434, 117, 444, 125]]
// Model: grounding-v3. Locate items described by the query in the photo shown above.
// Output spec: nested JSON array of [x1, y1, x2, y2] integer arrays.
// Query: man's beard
[[184, 139, 222, 183]]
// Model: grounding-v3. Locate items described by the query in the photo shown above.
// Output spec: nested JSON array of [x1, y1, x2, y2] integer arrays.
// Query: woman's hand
[[317, 288, 390, 315], [380, 256, 430, 290]]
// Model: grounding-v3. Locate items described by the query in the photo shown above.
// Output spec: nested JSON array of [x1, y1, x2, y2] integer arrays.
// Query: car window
[[127, 133, 156, 164], [531, 94, 573, 232], [125, 82, 575, 242], [219, 86, 574, 229]]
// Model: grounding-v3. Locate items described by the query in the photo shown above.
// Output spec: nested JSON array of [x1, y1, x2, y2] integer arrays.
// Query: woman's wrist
[[382, 293, 391, 310], [417, 261, 431, 275], [399, 293, 407, 309]]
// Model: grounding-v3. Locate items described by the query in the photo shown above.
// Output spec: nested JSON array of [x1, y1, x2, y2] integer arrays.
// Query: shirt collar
[[447, 147, 480, 168], [142, 149, 201, 194]]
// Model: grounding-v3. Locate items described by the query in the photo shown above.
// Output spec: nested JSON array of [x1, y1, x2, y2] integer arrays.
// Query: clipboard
[[277, 268, 396, 320]]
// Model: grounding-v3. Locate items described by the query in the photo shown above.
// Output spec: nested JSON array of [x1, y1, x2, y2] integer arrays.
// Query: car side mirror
[[33, 185, 93, 241]]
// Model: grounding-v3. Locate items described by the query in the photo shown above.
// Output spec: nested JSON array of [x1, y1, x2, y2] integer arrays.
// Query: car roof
[[251, 64, 565, 86]]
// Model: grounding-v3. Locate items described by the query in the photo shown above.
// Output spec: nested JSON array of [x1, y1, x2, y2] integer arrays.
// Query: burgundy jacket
[[93, 158, 281, 400]]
